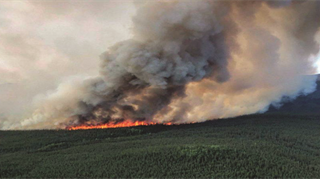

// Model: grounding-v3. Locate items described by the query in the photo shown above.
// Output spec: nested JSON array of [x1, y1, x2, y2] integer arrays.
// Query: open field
[[1, 114, 320, 178]]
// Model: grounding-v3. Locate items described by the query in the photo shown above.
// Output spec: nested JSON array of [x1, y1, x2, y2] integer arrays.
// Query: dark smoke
[[5, 0, 320, 129]]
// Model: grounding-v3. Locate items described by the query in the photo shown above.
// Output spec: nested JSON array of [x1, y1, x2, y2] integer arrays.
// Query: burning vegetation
[[66, 120, 173, 130], [8, 0, 320, 130]]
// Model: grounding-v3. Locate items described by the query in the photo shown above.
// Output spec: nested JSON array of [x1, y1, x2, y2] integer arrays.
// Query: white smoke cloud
[[0, 0, 135, 128], [1, 0, 320, 129]]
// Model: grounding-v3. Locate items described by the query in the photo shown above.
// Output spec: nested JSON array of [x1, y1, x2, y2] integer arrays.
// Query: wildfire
[[66, 120, 173, 130]]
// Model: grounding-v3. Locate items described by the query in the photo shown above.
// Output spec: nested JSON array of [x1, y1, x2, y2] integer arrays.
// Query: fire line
[[66, 120, 173, 130]]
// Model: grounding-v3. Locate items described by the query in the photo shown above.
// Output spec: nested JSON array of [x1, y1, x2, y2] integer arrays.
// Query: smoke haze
[[1, 0, 320, 129], [0, 0, 135, 128]]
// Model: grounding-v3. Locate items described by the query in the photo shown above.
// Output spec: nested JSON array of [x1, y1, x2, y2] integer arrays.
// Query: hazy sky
[[0, 0, 135, 117], [1, 0, 320, 124]]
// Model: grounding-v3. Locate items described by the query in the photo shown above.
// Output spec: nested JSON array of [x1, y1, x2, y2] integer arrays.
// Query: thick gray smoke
[[3, 0, 320, 129]]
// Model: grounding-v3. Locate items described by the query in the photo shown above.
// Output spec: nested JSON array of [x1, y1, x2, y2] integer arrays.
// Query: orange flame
[[66, 120, 173, 130]]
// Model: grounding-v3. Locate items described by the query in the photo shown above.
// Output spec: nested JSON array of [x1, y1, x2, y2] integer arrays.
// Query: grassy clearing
[[1, 114, 320, 178]]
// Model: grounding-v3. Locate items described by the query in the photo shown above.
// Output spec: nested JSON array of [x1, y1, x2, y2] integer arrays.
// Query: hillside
[[267, 76, 320, 114], [1, 114, 320, 178], [1, 76, 320, 178]]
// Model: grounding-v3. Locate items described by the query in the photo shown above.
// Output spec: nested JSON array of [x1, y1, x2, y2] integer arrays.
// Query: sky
[[0, 0, 135, 117]]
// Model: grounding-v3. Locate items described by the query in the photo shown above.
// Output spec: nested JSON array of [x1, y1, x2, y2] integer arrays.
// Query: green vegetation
[[1, 114, 320, 178]]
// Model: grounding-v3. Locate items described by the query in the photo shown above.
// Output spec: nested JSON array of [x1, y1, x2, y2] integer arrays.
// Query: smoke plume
[[2, 0, 320, 129]]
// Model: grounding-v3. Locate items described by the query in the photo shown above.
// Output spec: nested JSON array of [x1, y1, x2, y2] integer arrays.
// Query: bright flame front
[[66, 120, 173, 130]]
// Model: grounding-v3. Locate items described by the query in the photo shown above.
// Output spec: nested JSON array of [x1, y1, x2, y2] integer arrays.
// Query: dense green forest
[[1, 114, 320, 178]]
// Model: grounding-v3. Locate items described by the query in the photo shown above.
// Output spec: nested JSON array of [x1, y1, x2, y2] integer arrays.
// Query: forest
[[1, 114, 320, 178]]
